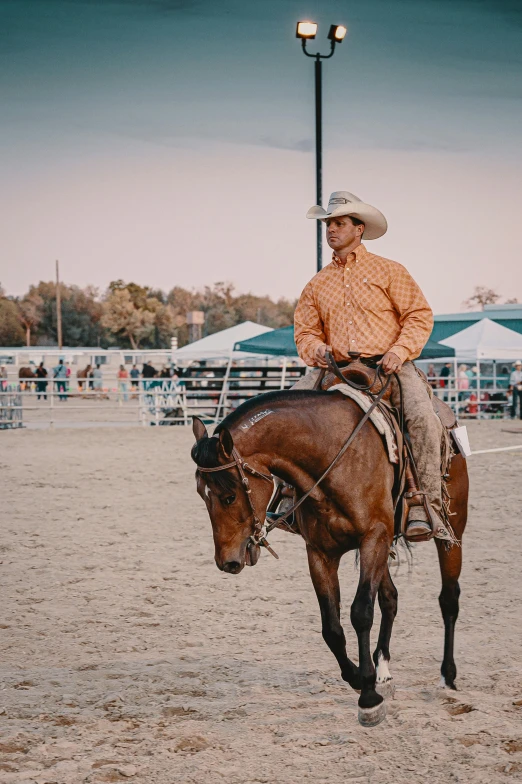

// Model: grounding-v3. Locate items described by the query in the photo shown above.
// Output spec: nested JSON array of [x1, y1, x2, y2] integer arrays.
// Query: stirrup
[[402, 490, 437, 542], [405, 519, 432, 541]]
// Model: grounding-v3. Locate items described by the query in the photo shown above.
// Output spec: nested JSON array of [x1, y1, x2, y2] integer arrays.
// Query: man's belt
[[337, 354, 384, 369]]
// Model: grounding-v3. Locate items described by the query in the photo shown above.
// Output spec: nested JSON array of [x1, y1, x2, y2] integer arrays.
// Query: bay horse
[[77, 364, 92, 394], [191, 387, 468, 727], [18, 366, 36, 391], [18, 366, 36, 379]]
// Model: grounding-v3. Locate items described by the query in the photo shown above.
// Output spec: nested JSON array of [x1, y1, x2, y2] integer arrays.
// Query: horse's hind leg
[[306, 546, 361, 691], [436, 539, 462, 689], [372, 566, 398, 698], [351, 523, 390, 727]]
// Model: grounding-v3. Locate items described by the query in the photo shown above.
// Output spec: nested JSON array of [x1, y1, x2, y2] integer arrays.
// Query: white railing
[[0, 368, 303, 427], [0, 370, 516, 428]]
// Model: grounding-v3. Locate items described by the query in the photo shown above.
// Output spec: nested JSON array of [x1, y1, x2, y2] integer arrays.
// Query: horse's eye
[[222, 494, 236, 506]]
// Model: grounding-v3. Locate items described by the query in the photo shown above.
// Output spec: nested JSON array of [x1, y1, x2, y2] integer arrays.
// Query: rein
[[196, 354, 392, 559]]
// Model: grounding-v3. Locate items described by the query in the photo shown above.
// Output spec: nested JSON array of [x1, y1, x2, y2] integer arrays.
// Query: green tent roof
[[235, 326, 453, 359], [419, 338, 455, 359], [432, 305, 522, 342], [234, 326, 295, 356]]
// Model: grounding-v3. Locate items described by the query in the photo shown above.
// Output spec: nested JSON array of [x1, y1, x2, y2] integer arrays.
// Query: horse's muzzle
[[221, 560, 244, 574]]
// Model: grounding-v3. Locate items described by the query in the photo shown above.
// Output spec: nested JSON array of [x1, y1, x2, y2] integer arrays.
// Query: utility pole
[[56, 259, 63, 350]]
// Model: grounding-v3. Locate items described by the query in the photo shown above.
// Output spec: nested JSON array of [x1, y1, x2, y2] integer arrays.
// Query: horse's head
[[191, 417, 273, 575]]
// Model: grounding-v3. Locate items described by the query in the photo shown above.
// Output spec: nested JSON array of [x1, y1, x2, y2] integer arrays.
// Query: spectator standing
[[53, 359, 68, 401], [142, 361, 156, 379], [509, 360, 522, 419], [92, 363, 103, 399], [439, 362, 452, 401], [457, 364, 470, 401], [117, 364, 129, 402], [35, 362, 48, 400], [466, 365, 477, 389], [0, 365, 8, 391], [142, 361, 156, 392], [130, 364, 141, 398], [427, 363, 437, 390], [159, 364, 173, 392]]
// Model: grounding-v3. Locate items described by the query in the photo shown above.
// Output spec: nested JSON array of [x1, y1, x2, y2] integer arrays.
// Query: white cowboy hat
[[514, 360, 522, 366], [306, 191, 387, 240]]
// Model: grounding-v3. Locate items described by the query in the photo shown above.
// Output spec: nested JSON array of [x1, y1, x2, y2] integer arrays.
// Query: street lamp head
[[328, 24, 347, 43], [296, 21, 318, 39]]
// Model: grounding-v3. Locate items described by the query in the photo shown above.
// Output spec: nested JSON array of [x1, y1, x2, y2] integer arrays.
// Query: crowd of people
[[2, 360, 183, 402], [2, 358, 522, 419], [425, 360, 522, 418]]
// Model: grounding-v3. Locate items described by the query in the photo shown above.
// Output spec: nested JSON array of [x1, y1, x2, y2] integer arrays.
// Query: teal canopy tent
[[235, 326, 454, 360], [234, 326, 296, 356], [419, 338, 455, 359]]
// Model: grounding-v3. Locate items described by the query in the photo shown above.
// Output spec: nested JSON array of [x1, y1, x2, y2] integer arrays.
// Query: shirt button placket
[[345, 263, 353, 355]]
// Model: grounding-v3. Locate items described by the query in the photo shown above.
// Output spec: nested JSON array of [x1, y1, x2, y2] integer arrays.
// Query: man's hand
[[378, 351, 403, 375], [315, 344, 332, 368]]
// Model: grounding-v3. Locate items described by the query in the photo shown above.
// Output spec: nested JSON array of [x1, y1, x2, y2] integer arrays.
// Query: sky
[[1, 0, 522, 313]]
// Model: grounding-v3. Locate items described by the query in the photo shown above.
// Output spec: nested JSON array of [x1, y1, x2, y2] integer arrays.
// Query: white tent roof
[[439, 318, 522, 360], [174, 321, 273, 360]]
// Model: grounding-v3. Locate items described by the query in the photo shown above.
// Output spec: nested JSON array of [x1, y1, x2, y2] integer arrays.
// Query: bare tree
[[462, 286, 502, 311], [17, 292, 44, 346]]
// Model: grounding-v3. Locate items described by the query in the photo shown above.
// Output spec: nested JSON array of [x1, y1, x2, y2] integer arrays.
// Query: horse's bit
[[196, 354, 392, 560]]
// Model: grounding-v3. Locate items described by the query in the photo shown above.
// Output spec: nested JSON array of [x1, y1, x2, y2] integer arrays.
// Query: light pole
[[296, 22, 347, 273]]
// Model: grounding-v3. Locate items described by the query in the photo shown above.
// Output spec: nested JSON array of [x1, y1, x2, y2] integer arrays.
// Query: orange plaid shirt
[[294, 244, 433, 366]]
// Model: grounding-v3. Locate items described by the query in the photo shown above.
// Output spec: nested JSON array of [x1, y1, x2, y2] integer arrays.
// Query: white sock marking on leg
[[376, 651, 392, 683]]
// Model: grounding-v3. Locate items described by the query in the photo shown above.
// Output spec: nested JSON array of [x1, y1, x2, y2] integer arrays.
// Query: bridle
[[196, 353, 394, 560], [197, 446, 280, 558]]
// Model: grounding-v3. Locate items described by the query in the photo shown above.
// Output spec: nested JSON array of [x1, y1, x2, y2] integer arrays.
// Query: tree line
[[0, 280, 296, 349], [1, 281, 517, 349]]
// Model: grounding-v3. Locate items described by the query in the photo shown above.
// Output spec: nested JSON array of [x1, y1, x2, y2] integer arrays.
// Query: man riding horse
[[294, 191, 445, 540], [191, 191, 467, 723]]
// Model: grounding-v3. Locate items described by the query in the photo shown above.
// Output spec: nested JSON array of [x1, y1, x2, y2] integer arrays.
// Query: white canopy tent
[[439, 318, 522, 361], [173, 321, 273, 361]]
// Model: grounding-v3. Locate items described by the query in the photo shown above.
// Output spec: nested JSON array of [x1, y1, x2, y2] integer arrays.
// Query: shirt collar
[[332, 243, 367, 268]]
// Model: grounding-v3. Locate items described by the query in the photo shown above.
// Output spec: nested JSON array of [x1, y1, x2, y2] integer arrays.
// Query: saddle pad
[[327, 385, 398, 464]]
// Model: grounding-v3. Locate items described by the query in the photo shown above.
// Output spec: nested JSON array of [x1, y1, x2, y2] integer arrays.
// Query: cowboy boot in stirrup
[[402, 460, 434, 541]]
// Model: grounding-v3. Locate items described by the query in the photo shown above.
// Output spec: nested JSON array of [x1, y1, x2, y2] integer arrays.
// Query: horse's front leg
[[306, 545, 361, 691], [351, 523, 390, 727], [372, 566, 398, 698]]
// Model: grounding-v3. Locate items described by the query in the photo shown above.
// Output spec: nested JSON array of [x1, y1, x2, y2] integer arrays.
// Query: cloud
[[259, 137, 314, 153]]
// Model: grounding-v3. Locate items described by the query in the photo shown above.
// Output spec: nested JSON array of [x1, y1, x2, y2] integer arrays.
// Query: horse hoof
[[358, 700, 387, 727], [438, 676, 457, 691], [376, 678, 395, 699]]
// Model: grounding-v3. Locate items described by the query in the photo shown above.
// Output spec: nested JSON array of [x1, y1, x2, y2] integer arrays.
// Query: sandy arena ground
[[1, 420, 522, 783]]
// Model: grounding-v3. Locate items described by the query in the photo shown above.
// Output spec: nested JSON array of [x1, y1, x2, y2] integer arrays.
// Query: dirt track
[[1, 421, 522, 783]]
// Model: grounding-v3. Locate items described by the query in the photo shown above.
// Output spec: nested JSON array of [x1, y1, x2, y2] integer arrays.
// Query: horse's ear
[[192, 416, 208, 441], [218, 428, 234, 459]]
